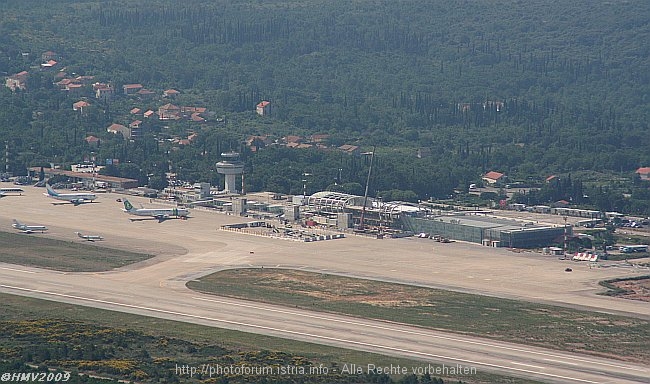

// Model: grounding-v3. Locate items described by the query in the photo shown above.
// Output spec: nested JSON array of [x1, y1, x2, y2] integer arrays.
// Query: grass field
[[0, 293, 539, 384], [188, 268, 650, 365], [0, 231, 152, 272]]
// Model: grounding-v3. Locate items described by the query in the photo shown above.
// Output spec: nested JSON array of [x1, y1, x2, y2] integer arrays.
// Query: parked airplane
[[12, 219, 48, 233], [122, 199, 189, 222], [75, 232, 104, 241], [0, 187, 24, 197], [44, 184, 97, 205]]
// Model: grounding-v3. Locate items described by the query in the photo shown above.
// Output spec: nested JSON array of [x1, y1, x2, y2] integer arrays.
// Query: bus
[[619, 245, 648, 253]]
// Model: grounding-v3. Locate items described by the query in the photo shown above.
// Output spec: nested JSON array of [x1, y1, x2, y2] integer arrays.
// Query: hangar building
[[401, 214, 570, 248]]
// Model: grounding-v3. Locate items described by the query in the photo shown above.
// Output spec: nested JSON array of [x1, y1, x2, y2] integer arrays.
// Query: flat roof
[[30, 167, 138, 184], [428, 213, 560, 232]]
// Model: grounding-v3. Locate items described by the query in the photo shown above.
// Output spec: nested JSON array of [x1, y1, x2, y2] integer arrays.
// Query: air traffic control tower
[[216, 152, 244, 194]]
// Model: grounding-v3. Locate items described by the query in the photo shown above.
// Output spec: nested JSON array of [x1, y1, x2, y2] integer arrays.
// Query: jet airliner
[[0, 187, 24, 197], [44, 184, 97, 205], [75, 232, 104, 241], [12, 219, 48, 233], [122, 199, 189, 222]]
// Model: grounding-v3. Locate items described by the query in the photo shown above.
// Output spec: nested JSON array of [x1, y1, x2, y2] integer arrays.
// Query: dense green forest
[[1, 0, 649, 213]]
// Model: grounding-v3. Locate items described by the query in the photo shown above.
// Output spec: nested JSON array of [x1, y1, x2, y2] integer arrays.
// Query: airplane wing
[[155, 214, 169, 223]]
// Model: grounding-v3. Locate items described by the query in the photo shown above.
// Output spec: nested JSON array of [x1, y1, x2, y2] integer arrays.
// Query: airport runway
[[1, 187, 649, 383], [1, 266, 648, 384]]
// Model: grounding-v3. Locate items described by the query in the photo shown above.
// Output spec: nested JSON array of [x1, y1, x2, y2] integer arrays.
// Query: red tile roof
[[484, 171, 504, 180], [73, 101, 90, 109], [636, 167, 650, 174]]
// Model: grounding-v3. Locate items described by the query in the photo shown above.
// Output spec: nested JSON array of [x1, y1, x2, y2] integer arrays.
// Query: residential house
[[85, 136, 100, 148], [74, 75, 95, 85], [40, 60, 58, 69], [130, 108, 142, 115], [482, 171, 507, 186], [284, 135, 302, 144], [190, 113, 205, 122], [636, 167, 650, 181], [55, 78, 75, 90], [143, 110, 155, 118], [181, 106, 206, 116], [158, 103, 181, 120], [6, 71, 28, 91], [136, 88, 156, 99], [245, 135, 272, 152], [256, 101, 271, 116], [123, 83, 143, 95], [106, 123, 131, 139], [66, 83, 84, 93], [94, 83, 114, 100], [72, 100, 90, 113], [129, 120, 143, 139], [552, 200, 570, 208], [309, 134, 330, 144], [338, 144, 360, 155], [163, 89, 180, 98]]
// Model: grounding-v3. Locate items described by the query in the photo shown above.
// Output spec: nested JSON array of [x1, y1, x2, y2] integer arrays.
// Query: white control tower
[[216, 152, 244, 194]]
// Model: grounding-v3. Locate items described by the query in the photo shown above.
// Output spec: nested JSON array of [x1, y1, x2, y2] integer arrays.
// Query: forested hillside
[[1, 0, 649, 211]]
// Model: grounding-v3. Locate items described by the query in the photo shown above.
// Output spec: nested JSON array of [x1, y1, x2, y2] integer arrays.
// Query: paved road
[[1, 265, 648, 384], [1, 187, 649, 383]]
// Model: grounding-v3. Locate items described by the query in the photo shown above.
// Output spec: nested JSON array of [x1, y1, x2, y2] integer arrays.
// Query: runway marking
[[510, 362, 544, 370], [0, 284, 605, 384], [0, 267, 36, 274], [545, 358, 579, 366], [45, 282, 72, 288], [192, 296, 647, 373]]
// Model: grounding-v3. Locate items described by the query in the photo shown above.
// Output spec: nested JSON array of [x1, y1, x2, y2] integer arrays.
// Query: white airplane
[[44, 184, 97, 205], [122, 199, 189, 222], [75, 232, 104, 241], [12, 219, 48, 233], [0, 187, 24, 197]]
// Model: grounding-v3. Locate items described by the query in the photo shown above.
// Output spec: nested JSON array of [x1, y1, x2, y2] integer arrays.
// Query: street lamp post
[[302, 172, 312, 196], [378, 195, 383, 234], [359, 147, 376, 231]]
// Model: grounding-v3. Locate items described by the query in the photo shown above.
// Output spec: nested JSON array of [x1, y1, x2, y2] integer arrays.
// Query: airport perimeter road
[[0, 266, 648, 384]]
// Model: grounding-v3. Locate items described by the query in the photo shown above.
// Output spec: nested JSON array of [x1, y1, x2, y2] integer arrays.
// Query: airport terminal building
[[303, 191, 569, 248], [401, 214, 570, 248]]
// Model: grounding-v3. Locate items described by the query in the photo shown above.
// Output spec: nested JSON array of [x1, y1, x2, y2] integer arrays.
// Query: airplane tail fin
[[123, 199, 135, 212], [45, 184, 58, 196]]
